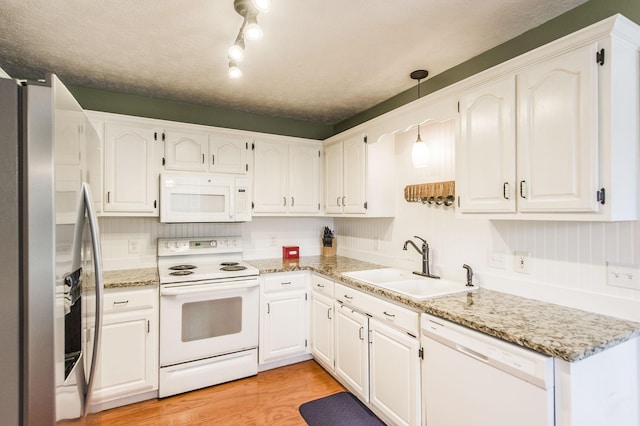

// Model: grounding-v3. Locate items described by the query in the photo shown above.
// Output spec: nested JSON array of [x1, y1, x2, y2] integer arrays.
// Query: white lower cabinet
[[334, 303, 370, 399], [259, 272, 310, 366], [369, 318, 421, 426], [88, 286, 159, 407], [310, 275, 335, 370], [330, 282, 422, 426]]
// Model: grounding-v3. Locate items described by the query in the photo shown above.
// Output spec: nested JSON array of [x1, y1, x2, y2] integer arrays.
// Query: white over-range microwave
[[160, 173, 251, 223]]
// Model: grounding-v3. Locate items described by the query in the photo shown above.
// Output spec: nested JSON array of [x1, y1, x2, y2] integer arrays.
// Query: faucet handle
[[413, 235, 426, 243]]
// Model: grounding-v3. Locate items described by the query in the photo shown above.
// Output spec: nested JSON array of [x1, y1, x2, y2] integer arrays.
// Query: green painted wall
[[70, 0, 640, 140], [69, 85, 333, 140], [334, 0, 640, 134]]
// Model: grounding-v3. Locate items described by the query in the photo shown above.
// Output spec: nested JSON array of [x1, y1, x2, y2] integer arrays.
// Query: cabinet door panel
[[458, 75, 516, 212], [262, 291, 307, 362], [343, 137, 367, 214], [517, 43, 599, 212], [310, 292, 334, 369], [334, 304, 369, 401], [289, 145, 320, 213], [164, 130, 208, 172], [253, 141, 288, 213], [104, 123, 158, 213], [210, 137, 248, 174], [324, 142, 344, 214], [370, 318, 420, 426]]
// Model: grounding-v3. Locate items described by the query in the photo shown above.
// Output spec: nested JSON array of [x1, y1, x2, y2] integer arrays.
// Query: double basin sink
[[342, 268, 476, 300]]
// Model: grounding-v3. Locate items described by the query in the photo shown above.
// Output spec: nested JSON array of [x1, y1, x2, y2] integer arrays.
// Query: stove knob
[[210, 240, 217, 248], [224, 239, 229, 246], [174, 242, 180, 249], [232, 239, 238, 246], [165, 242, 171, 249]]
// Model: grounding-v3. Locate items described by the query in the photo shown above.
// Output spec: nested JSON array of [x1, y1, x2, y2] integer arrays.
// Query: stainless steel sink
[[342, 268, 475, 299]]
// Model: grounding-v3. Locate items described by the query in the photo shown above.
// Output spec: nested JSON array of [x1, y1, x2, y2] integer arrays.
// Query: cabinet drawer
[[311, 274, 334, 297], [102, 287, 157, 314], [263, 272, 308, 293], [366, 295, 419, 336], [335, 283, 419, 335]]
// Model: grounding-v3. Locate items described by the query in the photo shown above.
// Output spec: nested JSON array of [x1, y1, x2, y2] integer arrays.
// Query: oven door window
[[182, 296, 242, 341]]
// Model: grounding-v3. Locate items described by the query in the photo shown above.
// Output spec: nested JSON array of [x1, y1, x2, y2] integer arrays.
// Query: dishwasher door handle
[[455, 343, 489, 363]]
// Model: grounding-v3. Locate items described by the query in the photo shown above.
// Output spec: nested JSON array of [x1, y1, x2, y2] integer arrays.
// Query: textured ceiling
[[0, 0, 588, 125]]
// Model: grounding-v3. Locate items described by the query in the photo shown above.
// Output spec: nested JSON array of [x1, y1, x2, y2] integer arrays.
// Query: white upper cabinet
[[163, 129, 209, 172], [253, 139, 322, 215], [103, 120, 162, 215], [458, 75, 517, 212], [324, 133, 394, 217], [516, 44, 599, 213], [164, 129, 250, 174], [210, 137, 249, 174], [456, 15, 640, 221]]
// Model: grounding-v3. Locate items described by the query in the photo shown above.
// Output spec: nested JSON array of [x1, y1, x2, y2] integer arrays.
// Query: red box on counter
[[282, 246, 300, 259]]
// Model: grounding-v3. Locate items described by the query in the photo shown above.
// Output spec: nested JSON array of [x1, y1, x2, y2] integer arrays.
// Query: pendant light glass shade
[[412, 130, 428, 168], [409, 69, 429, 168]]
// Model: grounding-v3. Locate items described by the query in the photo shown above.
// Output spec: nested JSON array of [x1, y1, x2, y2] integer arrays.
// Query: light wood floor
[[98, 360, 345, 425]]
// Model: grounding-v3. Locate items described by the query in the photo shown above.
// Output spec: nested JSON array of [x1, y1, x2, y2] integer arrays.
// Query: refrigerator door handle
[[81, 183, 104, 415]]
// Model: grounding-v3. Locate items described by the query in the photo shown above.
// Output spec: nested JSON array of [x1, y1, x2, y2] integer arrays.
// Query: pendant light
[[410, 69, 429, 168]]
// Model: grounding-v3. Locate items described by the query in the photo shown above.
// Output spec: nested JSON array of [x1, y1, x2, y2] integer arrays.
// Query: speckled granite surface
[[103, 268, 159, 288], [247, 255, 640, 362]]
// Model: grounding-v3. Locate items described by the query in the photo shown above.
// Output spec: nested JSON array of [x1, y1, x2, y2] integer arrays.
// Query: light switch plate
[[488, 251, 505, 269]]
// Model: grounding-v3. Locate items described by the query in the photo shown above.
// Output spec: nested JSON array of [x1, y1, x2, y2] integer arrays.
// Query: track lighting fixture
[[227, 0, 270, 78]]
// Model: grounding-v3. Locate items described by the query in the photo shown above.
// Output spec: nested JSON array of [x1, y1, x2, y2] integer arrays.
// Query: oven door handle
[[160, 281, 258, 296]]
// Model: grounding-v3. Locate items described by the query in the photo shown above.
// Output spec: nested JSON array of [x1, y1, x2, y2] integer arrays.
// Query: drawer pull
[[316, 283, 325, 288], [281, 281, 292, 285], [344, 294, 353, 300], [359, 326, 364, 340], [113, 300, 129, 307], [383, 311, 395, 319]]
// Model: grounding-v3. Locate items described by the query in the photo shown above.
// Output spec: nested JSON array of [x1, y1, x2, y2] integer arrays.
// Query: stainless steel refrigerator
[[0, 74, 104, 425]]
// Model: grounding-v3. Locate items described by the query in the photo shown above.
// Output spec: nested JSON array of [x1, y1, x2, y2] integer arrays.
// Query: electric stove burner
[[220, 261, 239, 266], [220, 265, 247, 272], [169, 264, 197, 271], [169, 270, 195, 276]]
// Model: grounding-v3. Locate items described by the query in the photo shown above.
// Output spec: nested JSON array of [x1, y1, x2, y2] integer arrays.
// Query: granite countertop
[[247, 255, 640, 362], [103, 268, 159, 288]]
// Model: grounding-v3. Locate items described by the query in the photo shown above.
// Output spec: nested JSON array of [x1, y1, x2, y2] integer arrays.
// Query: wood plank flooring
[[97, 360, 345, 425]]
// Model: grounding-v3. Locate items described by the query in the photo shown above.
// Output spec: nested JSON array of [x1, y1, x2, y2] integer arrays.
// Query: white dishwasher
[[421, 314, 555, 426]]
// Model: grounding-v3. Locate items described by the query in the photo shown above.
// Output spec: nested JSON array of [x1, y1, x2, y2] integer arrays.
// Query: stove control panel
[[158, 236, 243, 256]]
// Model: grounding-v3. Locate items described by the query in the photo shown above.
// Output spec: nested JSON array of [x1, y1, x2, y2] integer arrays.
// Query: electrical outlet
[[488, 251, 505, 269], [128, 239, 142, 254], [514, 252, 530, 274], [607, 263, 640, 290], [269, 235, 278, 246]]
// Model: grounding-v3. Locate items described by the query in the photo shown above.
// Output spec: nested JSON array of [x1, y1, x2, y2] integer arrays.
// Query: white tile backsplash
[[99, 216, 334, 270]]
